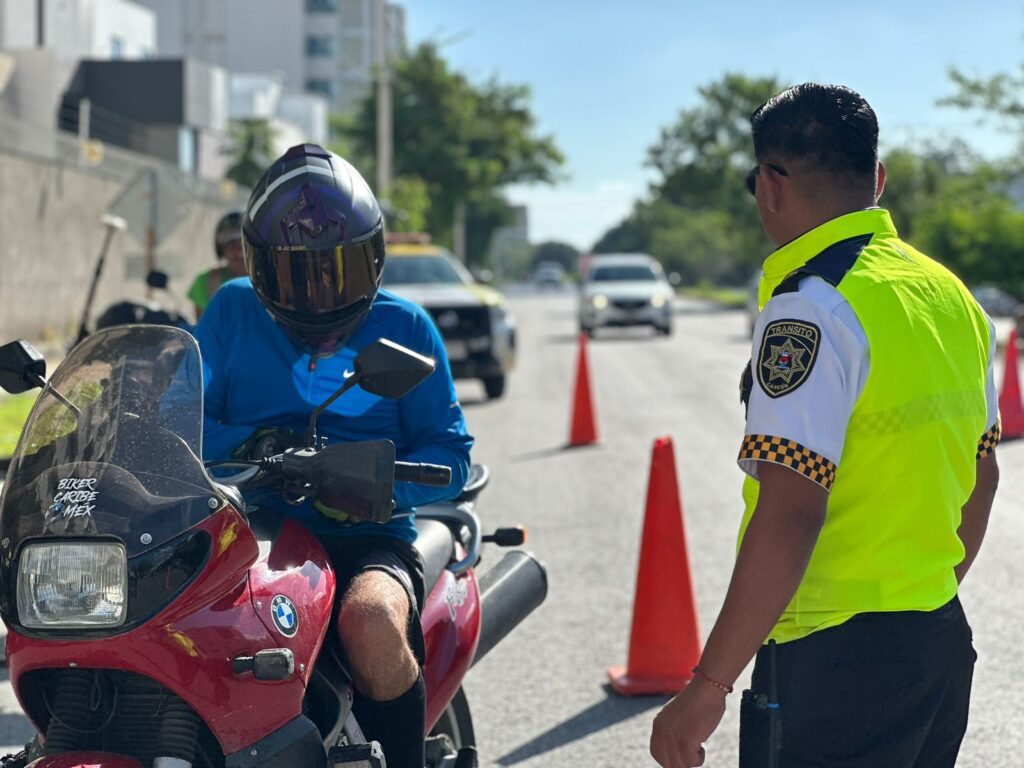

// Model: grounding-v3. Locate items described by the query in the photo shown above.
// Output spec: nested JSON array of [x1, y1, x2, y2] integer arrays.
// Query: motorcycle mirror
[[0, 340, 47, 395], [305, 339, 436, 445], [146, 270, 170, 290], [355, 339, 436, 400]]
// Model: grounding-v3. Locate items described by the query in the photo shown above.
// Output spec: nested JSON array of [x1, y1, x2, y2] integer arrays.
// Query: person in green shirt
[[188, 210, 247, 319]]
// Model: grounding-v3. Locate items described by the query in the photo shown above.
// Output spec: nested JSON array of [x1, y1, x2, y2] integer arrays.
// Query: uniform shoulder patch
[[757, 319, 820, 398]]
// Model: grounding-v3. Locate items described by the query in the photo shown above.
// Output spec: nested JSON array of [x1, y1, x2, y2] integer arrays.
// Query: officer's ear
[[875, 162, 887, 202], [761, 163, 786, 215]]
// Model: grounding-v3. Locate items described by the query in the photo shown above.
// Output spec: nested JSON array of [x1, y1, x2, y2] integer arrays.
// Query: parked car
[[533, 261, 566, 288], [578, 253, 674, 337], [971, 285, 1022, 318], [383, 242, 516, 400]]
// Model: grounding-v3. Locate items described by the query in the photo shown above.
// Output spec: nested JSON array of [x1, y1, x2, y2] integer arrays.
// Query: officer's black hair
[[751, 83, 878, 193]]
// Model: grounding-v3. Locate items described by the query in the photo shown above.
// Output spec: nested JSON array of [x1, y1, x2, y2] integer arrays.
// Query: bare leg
[[337, 570, 420, 701], [338, 570, 425, 767]]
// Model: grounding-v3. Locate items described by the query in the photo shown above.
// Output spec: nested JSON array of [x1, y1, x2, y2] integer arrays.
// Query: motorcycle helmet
[[213, 210, 244, 260], [242, 144, 385, 356]]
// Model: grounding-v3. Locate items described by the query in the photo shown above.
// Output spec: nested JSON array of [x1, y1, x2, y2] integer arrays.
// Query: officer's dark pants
[[747, 597, 975, 768]]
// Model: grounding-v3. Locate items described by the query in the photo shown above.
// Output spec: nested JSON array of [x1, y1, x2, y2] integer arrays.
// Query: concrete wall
[[0, 150, 235, 343]]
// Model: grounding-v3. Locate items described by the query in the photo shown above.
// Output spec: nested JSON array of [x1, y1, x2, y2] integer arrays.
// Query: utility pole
[[374, 0, 393, 198], [145, 169, 157, 299], [78, 98, 91, 166], [453, 200, 466, 262]]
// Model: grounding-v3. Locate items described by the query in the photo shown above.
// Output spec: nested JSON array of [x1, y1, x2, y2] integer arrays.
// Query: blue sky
[[408, 1, 1024, 250]]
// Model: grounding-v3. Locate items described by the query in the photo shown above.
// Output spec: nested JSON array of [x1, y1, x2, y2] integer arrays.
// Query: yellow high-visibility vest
[[741, 209, 990, 644]]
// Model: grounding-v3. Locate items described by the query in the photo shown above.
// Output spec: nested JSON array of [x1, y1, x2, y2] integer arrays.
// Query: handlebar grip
[[394, 461, 453, 487]]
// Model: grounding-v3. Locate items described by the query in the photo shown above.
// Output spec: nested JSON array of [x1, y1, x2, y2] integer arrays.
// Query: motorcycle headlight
[[592, 295, 609, 310], [18, 542, 127, 628]]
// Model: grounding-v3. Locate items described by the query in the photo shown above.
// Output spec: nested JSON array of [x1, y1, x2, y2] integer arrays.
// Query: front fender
[[27, 754, 143, 768]]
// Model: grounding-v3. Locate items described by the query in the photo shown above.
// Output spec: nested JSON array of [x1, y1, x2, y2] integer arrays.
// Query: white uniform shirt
[[739, 276, 1000, 488]]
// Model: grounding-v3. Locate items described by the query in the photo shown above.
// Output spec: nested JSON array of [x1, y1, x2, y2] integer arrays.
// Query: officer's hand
[[232, 428, 304, 461], [650, 679, 726, 768]]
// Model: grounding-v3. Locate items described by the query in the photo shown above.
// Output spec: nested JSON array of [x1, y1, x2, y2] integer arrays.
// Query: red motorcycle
[[0, 326, 547, 768]]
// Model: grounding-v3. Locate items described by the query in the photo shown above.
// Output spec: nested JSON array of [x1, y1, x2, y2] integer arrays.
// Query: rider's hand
[[232, 428, 304, 461], [650, 678, 727, 767], [313, 499, 354, 523], [311, 495, 391, 528]]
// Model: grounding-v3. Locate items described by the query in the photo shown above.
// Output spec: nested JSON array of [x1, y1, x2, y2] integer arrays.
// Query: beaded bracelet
[[691, 666, 734, 694]]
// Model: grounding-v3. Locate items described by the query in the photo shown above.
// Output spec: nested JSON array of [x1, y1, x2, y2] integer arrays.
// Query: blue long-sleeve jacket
[[194, 278, 474, 543]]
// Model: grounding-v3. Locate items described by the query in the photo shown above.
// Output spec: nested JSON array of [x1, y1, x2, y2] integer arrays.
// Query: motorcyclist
[[194, 144, 473, 768], [188, 210, 248, 320]]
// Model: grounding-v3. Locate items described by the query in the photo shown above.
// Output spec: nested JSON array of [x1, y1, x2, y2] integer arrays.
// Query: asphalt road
[[1, 289, 1022, 766], [457, 290, 1024, 767]]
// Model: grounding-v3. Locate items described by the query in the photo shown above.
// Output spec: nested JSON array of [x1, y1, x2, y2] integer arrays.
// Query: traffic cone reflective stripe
[[568, 332, 598, 446], [608, 436, 701, 696], [999, 328, 1024, 440]]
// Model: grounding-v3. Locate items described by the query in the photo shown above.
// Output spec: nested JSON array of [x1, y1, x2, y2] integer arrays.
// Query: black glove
[[232, 428, 305, 461]]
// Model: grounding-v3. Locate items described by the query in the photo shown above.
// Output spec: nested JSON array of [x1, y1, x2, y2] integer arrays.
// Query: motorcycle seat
[[414, 518, 455, 596], [457, 464, 489, 503]]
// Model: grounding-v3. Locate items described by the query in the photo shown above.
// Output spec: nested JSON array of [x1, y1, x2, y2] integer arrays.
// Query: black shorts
[[319, 534, 426, 666], [746, 597, 975, 768]]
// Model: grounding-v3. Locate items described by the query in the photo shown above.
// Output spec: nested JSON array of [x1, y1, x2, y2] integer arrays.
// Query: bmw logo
[[270, 595, 298, 637]]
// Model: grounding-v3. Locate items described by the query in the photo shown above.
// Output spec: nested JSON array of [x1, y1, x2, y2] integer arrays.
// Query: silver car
[[578, 254, 675, 337]]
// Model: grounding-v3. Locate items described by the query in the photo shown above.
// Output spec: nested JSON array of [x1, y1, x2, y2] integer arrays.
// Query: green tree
[[878, 141, 979, 244], [348, 43, 563, 260], [592, 205, 654, 254], [913, 170, 1024, 296], [225, 119, 277, 188], [383, 176, 430, 233], [647, 203, 746, 285], [647, 74, 785, 205], [327, 112, 372, 169], [464, 191, 515, 268], [594, 74, 785, 283], [532, 240, 580, 272], [931, 59, 1024, 294], [942, 65, 1024, 161]]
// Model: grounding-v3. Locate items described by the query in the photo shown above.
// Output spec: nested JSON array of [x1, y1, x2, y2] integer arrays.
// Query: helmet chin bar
[[271, 298, 374, 358]]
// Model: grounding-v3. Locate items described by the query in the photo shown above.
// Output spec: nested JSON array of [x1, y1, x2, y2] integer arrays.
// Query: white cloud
[[506, 180, 646, 251]]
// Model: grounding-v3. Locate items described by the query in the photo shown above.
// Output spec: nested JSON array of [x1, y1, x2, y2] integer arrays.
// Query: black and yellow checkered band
[[977, 422, 1001, 460], [738, 434, 837, 492]]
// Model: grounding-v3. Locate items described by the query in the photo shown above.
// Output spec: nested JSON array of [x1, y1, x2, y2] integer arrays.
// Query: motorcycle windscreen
[[0, 326, 219, 560]]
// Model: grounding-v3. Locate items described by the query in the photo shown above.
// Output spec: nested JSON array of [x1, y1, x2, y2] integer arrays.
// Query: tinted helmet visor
[[245, 224, 385, 319]]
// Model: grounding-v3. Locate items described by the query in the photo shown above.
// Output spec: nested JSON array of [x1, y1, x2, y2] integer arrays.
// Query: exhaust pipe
[[472, 551, 548, 666]]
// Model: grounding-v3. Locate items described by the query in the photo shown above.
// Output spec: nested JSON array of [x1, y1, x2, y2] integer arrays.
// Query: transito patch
[[757, 319, 820, 398]]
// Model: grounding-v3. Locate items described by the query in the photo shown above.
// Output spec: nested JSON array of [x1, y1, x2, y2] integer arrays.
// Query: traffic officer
[[650, 83, 1000, 767]]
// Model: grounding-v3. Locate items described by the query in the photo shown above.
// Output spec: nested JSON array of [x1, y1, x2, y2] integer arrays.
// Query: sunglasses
[[745, 162, 789, 196]]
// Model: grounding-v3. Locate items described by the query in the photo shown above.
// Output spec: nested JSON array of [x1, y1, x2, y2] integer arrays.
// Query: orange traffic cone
[[608, 437, 701, 696], [568, 332, 598, 446], [1000, 328, 1024, 440]]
